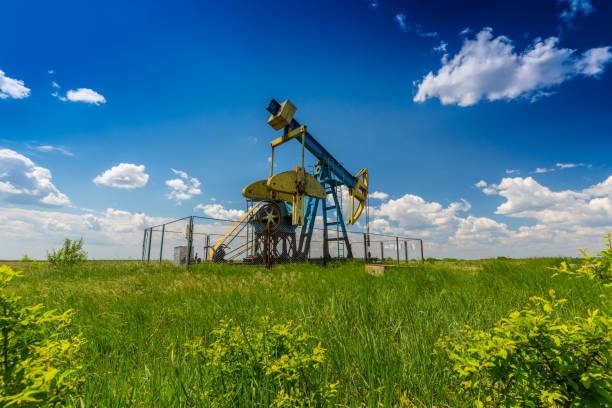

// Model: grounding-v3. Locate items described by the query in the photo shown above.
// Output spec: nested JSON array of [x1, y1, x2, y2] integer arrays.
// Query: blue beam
[[267, 99, 356, 188]]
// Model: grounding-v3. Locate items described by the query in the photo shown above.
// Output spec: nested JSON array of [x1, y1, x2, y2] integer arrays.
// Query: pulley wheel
[[256, 201, 282, 233]]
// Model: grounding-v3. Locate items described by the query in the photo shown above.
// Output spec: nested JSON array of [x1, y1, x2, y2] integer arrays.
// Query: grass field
[[5, 258, 607, 407]]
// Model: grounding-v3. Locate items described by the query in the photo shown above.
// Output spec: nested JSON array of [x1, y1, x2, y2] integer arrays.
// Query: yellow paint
[[267, 170, 325, 199], [347, 168, 368, 225], [269, 125, 307, 148], [209, 201, 262, 260], [242, 180, 293, 202]]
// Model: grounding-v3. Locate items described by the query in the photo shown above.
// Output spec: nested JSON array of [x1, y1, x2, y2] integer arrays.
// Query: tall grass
[[7, 258, 606, 407]]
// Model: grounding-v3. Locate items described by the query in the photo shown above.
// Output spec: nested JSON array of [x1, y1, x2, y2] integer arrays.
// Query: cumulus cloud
[[477, 176, 612, 228], [0, 206, 167, 259], [369, 191, 389, 200], [558, 0, 593, 21], [64, 88, 106, 105], [194, 203, 245, 220], [371, 194, 471, 240], [0, 149, 70, 206], [413, 28, 612, 107], [34, 145, 73, 156], [0, 69, 30, 99], [93, 163, 149, 189], [165, 168, 202, 204]]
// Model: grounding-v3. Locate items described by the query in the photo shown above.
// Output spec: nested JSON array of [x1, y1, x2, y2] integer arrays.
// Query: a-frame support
[[297, 163, 353, 260]]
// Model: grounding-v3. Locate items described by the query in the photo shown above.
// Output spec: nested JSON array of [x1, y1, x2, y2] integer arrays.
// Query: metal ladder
[[322, 184, 352, 260]]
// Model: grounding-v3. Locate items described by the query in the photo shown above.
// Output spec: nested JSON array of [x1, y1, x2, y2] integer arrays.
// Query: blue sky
[[1, 0, 611, 259]]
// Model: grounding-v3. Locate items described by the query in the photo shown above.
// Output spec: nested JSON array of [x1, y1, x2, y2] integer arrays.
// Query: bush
[[437, 291, 611, 407], [437, 235, 612, 407], [185, 315, 338, 407], [551, 233, 611, 285], [0, 265, 85, 407], [47, 238, 87, 266]]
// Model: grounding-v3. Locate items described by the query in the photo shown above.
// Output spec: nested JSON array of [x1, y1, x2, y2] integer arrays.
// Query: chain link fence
[[142, 215, 424, 266]]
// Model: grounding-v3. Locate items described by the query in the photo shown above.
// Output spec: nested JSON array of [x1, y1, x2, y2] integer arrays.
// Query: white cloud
[[477, 176, 612, 228], [93, 163, 149, 189], [505, 169, 519, 174], [451, 215, 509, 246], [433, 41, 448, 53], [369, 191, 389, 200], [556, 162, 586, 169], [413, 28, 612, 107], [35, 145, 73, 156], [0, 149, 70, 206], [558, 0, 593, 21], [395, 13, 407, 31], [165, 168, 201, 204], [65, 88, 106, 105], [459, 27, 471, 36], [194, 203, 245, 220], [575, 47, 612, 76], [535, 167, 554, 173], [0, 69, 30, 99], [0, 206, 167, 259], [51, 81, 60, 89]]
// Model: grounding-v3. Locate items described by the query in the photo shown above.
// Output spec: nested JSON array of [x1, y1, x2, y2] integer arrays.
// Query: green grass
[[5, 258, 607, 407]]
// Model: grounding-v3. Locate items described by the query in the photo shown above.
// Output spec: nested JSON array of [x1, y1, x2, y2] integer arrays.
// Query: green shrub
[[0, 265, 85, 407], [47, 238, 87, 266], [19, 255, 32, 262], [437, 290, 611, 407], [185, 315, 338, 407], [551, 233, 611, 285], [437, 235, 612, 407]]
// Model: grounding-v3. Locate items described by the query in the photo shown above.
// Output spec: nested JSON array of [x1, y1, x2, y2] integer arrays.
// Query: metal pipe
[[380, 241, 384, 262], [404, 241, 408, 262]]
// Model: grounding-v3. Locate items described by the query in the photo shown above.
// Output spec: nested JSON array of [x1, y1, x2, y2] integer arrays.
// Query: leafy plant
[[551, 233, 612, 286], [47, 238, 87, 266], [185, 315, 338, 407], [0, 265, 85, 407], [19, 255, 32, 262], [437, 290, 611, 407], [437, 235, 612, 407]]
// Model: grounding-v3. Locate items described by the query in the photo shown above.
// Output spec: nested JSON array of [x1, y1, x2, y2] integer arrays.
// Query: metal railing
[[142, 215, 424, 266]]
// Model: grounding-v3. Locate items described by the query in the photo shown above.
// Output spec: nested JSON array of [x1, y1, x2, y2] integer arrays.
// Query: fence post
[[158, 224, 165, 265], [404, 241, 408, 262], [186, 216, 194, 266], [380, 241, 384, 262], [146, 227, 152, 263], [396, 236, 400, 264], [205, 235, 210, 261], [363, 233, 368, 263], [141, 229, 147, 262], [420, 239, 424, 263]]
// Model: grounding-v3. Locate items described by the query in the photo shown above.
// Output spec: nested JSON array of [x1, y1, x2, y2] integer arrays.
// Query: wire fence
[[142, 215, 424, 266]]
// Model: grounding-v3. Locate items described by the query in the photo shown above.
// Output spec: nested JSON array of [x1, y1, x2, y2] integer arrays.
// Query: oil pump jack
[[209, 99, 368, 263]]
